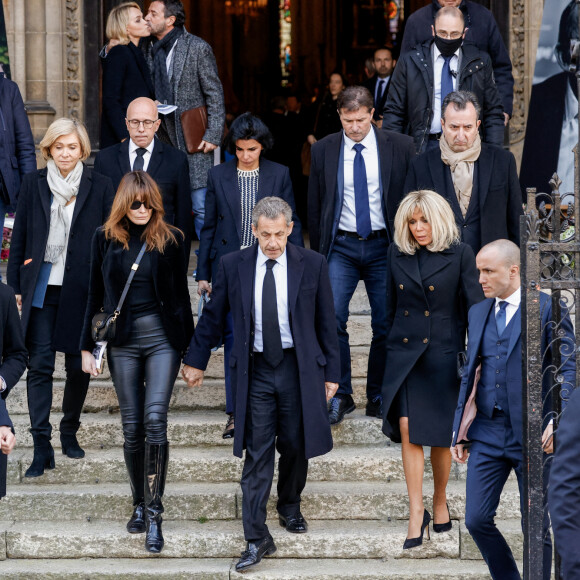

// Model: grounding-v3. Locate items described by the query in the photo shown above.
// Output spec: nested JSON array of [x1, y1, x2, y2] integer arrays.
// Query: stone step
[[7, 377, 374, 415], [0, 558, 502, 579], [0, 519, 523, 563], [10, 410, 387, 449], [0, 480, 521, 523]]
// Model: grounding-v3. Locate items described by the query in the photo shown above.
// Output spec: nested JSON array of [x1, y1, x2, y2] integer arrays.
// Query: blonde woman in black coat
[[381, 189, 483, 549]]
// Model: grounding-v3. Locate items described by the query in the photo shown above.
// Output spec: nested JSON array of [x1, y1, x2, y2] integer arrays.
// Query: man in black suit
[[94, 97, 192, 250], [308, 85, 414, 425], [362, 46, 396, 124], [405, 91, 522, 255], [0, 284, 28, 498], [182, 197, 340, 571]]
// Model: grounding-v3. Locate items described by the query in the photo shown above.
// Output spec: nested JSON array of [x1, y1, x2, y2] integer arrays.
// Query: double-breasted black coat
[[381, 242, 484, 446], [7, 167, 115, 353], [184, 243, 340, 460], [196, 157, 303, 283], [79, 227, 194, 354]]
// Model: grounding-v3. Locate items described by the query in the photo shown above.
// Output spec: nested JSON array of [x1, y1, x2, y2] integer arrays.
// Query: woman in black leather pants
[[80, 171, 193, 554]]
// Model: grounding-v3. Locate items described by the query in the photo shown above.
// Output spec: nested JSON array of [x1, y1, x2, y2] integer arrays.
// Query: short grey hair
[[441, 91, 481, 121], [337, 86, 374, 113], [478, 239, 520, 269], [252, 196, 293, 227]]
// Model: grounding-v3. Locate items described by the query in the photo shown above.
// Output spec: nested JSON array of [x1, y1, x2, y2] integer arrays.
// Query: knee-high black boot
[[124, 448, 146, 533], [144, 442, 169, 553], [25, 435, 55, 478]]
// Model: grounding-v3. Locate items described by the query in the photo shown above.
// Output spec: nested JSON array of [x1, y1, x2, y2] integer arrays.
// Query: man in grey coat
[[145, 0, 225, 240]]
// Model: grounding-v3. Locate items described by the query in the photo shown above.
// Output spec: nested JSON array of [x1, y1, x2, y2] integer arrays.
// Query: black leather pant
[[108, 314, 180, 452]]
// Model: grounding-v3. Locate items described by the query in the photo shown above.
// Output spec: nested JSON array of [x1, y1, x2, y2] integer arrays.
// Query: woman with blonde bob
[[381, 189, 483, 550], [100, 1, 153, 147], [81, 171, 193, 554], [7, 117, 115, 477]]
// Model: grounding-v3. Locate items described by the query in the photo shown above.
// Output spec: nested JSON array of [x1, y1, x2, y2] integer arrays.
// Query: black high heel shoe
[[403, 509, 431, 550], [433, 503, 452, 533]]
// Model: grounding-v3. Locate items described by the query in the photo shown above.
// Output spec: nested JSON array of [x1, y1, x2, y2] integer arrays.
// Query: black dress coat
[[100, 43, 155, 148], [93, 138, 192, 248], [79, 227, 194, 354], [383, 41, 505, 154], [196, 157, 304, 283], [381, 242, 483, 446], [404, 143, 523, 254], [7, 167, 115, 353], [0, 283, 27, 498], [184, 243, 340, 460], [308, 127, 415, 257]]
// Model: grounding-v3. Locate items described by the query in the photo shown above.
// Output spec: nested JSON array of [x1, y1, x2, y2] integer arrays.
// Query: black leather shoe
[[61, 435, 85, 459], [328, 395, 356, 425], [222, 414, 235, 440], [279, 512, 308, 533], [236, 535, 277, 571], [365, 396, 382, 418], [127, 502, 146, 534]]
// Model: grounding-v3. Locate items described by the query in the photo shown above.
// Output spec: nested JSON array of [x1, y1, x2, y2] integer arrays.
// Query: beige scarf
[[439, 133, 482, 218]]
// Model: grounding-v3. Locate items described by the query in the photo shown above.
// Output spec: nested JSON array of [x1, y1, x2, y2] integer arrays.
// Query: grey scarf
[[44, 159, 83, 263]]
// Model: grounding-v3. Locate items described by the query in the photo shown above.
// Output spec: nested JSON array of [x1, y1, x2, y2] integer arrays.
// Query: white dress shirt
[[430, 45, 459, 135], [495, 287, 520, 326], [339, 129, 386, 232], [557, 80, 578, 196], [253, 246, 294, 352], [129, 139, 155, 172]]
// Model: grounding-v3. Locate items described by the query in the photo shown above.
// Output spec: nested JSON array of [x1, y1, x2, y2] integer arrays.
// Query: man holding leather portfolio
[[145, 0, 225, 240], [450, 239, 576, 580]]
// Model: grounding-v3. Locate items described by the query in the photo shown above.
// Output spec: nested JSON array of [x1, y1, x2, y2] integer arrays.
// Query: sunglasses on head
[[129, 199, 151, 210]]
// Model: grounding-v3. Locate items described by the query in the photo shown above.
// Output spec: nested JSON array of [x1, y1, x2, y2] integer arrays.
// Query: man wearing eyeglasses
[[94, 97, 192, 258], [383, 6, 504, 155]]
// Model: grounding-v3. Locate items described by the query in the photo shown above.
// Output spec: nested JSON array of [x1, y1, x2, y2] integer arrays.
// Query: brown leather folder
[[180, 106, 208, 154]]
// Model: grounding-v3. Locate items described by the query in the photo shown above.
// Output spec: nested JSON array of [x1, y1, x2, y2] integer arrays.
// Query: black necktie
[[133, 148, 147, 171], [376, 79, 385, 104], [262, 259, 283, 368]]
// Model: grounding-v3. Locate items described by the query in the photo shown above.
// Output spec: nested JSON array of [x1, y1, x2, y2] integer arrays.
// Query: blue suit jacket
[[196, 157, 303, 283], [184, 243, 340, 460], [451, 292, 576, 448]]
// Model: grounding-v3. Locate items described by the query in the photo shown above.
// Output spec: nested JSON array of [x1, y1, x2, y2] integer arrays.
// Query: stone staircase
[[0, 267, 521, 578]]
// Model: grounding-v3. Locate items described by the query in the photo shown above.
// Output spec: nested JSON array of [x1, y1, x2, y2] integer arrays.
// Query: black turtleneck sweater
[[123, 223, 159, 319]]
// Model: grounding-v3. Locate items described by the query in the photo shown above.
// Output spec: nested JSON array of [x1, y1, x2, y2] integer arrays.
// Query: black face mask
[[434, 35, 463, 57]]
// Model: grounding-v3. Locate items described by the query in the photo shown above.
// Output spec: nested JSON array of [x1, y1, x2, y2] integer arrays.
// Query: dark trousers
[[327, 234, 388, 399], [241, 349, 308, 541], [108, 313, 180, 452], [465, 411, 552, 580], [26, 286, 90, 441]]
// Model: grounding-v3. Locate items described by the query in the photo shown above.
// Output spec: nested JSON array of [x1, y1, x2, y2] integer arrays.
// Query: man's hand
[[15, 295, 22, 312], [81, 350, 100, 377], [504, 112, 510, 126], [182, 365, 204, 388], [451, 443, 469, 464], [325, 382, 339, 401], [197, 280, 212, 297], [198, 140, 218, 154], [542, 422, 554, 454], [0, 426, 15, 455]]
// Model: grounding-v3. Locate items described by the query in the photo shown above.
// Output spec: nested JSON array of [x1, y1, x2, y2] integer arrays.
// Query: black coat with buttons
[[382, 40, 505, 154], [7, 167, 115, 353], [196, 158, 303, 283], [79, 227, 194, 353], [381, 242, 484, 446]]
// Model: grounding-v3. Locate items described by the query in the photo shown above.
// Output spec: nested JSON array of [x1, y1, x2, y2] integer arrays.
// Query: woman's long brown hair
[[103, 171, 180, 252]]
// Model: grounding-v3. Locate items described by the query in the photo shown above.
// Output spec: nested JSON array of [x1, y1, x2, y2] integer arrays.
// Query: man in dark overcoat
[[182, 197, 340, 571], [450, 240, 576, 580], [405, 91, 522, 255], [308, 85, 414, 424], [94, 97, 192, 256], [0, 283, 27, 497]]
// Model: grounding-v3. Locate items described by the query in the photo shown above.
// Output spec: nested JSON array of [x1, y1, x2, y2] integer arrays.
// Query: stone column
[[24, 0, 55, 140]]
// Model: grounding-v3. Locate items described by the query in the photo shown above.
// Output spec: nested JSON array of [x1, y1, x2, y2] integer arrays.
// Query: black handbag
[[91, 242, 147, 342]]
